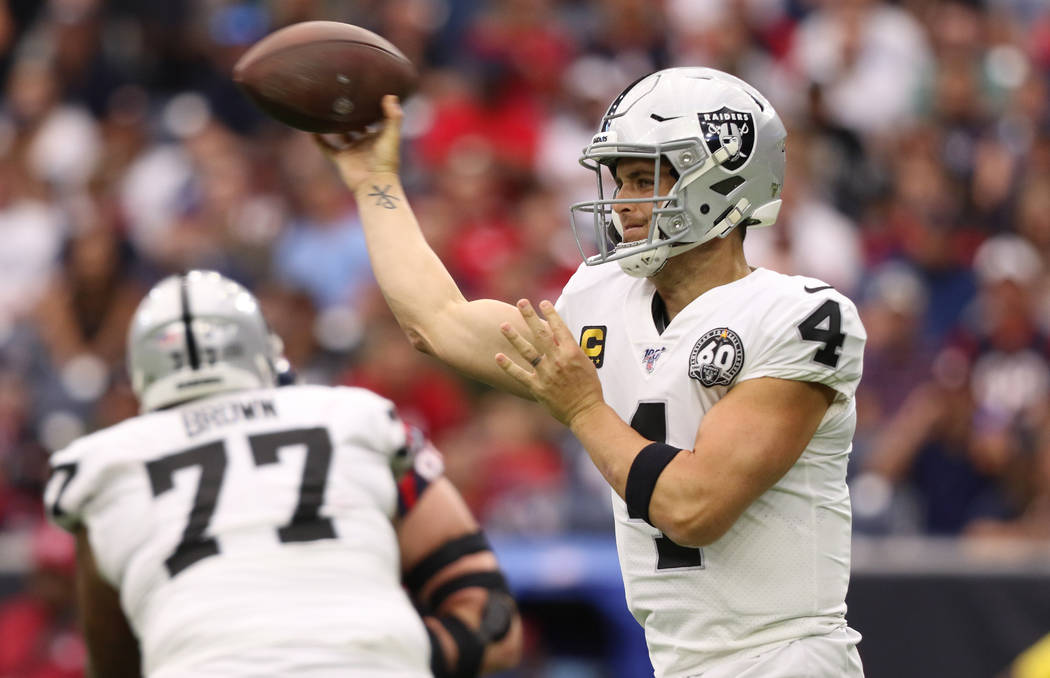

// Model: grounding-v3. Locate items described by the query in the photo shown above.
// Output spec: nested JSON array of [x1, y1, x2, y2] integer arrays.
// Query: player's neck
[[650, 235, 751, 322]]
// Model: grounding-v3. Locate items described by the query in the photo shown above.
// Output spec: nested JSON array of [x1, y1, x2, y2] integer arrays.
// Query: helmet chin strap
[[618, 242, 670, 277], [617, 237, 711, 278]]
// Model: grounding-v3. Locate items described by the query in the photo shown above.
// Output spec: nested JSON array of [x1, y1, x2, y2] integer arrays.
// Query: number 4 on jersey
[[629, 402, 704, 571], [797, 299, 845, 368]]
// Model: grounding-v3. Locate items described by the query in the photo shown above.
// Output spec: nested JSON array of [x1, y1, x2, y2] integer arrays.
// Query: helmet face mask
[[569, 67, 787, 278], [127, 271, 282, 412]]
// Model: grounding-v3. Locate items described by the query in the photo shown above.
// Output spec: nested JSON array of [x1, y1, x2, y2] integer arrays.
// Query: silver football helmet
[[127, 270, 283, 412], [569, 67, 787, 277]]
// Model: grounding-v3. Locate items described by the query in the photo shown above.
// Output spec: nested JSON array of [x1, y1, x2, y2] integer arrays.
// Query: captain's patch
[[580, 325, 607, 368]]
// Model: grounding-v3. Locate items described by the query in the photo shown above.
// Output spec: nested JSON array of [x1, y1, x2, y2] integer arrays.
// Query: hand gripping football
[[233, 21, 417, 133]]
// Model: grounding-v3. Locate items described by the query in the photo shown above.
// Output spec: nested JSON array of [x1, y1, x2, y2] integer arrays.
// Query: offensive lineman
[[318, 67, 867, 677], [44, 271, 522, 678]]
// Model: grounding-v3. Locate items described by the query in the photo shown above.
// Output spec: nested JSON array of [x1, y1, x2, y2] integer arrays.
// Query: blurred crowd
[[4, 0, 1050, 671]]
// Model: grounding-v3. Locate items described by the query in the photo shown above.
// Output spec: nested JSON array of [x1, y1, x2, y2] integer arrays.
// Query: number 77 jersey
[[555, 264, 866, 677], [44, 385, 437, 678]]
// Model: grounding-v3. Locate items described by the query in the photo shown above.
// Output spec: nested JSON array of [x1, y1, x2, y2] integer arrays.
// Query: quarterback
[[44, 271, 522, 678], [320, 68, 866, 677]]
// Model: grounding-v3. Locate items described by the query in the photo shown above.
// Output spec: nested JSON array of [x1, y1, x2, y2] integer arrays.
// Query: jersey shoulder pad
[[326, 385, 405, 457], [288, 383, 389, 412], [563, 260, 622, 293], [556, 262, 625, 310], [324, 385, 445, 483], [44, 424, 124, 532], [327, 384, 396, 414], [556, 262, 635, 339], [327, 387, 447, 515], [739, 272, 866, 398]]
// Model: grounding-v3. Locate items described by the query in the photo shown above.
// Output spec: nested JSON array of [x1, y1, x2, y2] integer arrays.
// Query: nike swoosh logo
[[804, 285, 834, 293], [650, 113, 685, 122]]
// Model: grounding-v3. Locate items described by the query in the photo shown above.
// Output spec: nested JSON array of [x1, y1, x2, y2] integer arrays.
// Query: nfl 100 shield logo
[[688, 327, 745, 387], [642, 347, 666, 374]]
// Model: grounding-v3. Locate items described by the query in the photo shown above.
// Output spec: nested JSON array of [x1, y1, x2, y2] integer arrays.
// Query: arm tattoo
[[368, 185, 401, 209]]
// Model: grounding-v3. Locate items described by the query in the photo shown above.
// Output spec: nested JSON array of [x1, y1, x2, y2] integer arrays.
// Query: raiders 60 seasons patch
[[688, 327, 744, 387]]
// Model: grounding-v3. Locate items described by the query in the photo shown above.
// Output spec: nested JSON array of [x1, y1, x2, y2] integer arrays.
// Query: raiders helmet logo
[[698, 107, 756, 172], [688, 327, 745, 387]]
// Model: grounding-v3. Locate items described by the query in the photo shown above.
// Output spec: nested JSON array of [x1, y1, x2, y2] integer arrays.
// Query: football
[[233, 21, 417, 133]]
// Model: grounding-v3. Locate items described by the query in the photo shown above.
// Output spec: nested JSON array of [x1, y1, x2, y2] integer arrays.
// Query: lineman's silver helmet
[[569, 67, 786, 277], [127, 270, 283, 412]]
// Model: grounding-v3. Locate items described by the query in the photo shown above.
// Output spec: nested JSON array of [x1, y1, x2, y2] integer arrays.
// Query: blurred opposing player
[[44, 271, 521, 678], [319, 67, 866, 677]]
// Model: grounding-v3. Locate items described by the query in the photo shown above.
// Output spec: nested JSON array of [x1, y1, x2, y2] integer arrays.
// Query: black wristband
[[624, 442, 682, 524]]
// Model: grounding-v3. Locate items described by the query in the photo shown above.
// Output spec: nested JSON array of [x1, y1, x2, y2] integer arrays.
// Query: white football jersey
[[556, 264, 866, 677], [45, 385, 436, 678]]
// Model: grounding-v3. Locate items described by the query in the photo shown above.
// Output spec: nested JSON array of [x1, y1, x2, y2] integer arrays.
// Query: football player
[[318, 67, 866, 677], [44, 271, 521, 678]]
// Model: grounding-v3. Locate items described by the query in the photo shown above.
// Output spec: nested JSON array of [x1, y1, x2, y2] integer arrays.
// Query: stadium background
[[1, 0, 1049, 676]]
